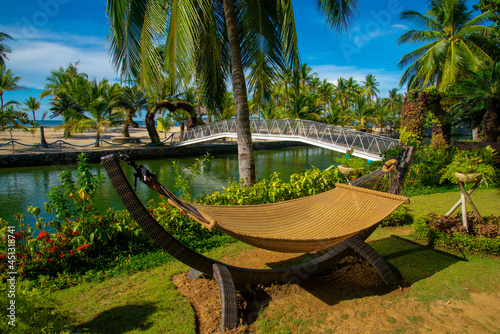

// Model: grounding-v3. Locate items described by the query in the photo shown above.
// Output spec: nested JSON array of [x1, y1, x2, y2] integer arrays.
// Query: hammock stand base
[[101, 147, 413, 331]]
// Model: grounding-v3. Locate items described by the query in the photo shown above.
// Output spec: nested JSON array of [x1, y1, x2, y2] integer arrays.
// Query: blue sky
[[0, 0, 476, 120]]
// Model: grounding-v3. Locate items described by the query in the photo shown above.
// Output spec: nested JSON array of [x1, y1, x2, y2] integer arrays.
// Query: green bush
[[411, 215, 433, 241], [380, 206, 413, 227], [412, 213, 500, 255], [199, 167, 344, 205]]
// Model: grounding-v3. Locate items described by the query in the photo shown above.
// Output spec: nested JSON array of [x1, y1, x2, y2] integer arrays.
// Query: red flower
[[76, 244, 91, 251], [98, 215, 102, 219], [47, 258, 53, 262], [70, 250, 74, 255], [49, 245, 58, 252], [62, 238, 67, 242], [87, 206, 92, 210], [71, 231, 78, 235], [0, 255, 4, 259], [36, 231, 49, 240]]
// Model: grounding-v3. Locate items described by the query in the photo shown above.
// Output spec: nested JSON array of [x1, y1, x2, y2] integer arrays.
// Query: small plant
[[440, 146, 498, 185], [172, 153, 211, 201], [335, 150, 368, 169]]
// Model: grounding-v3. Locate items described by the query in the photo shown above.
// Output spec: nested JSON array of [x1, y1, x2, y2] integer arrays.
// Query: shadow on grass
[[256, 235, 467, 308], [74, 303, 157, 334], [371, 235, 466, 285]]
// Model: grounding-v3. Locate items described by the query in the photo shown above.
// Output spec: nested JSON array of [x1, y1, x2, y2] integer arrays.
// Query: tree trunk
[[145, 110, 161, 144], [222, 0, 255, 186], [40, 125, 48, 147], [122, 112, 139, 138], [482, 98, 499, 142], [472, 127, 480, 141], [95, 132, 101, 147]]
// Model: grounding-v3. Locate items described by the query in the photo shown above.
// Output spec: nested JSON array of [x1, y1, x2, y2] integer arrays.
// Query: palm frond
[[315, 0, 358, 34]]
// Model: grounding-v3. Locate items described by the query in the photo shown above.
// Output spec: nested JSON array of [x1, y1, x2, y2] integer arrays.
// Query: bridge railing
[[178, 119, 400, 158]]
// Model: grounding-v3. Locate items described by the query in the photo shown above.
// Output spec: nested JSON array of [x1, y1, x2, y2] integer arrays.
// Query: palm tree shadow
[[73, 303, 157, 333]]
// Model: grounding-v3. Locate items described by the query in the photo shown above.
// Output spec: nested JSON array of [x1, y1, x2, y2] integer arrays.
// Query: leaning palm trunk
[[122, 113, 139, 138], [223, 0, 255, 186], [145, 110, 161, 144]]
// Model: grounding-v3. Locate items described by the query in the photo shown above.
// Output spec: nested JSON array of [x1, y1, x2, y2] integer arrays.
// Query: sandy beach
[[0, 125, 182, 155]]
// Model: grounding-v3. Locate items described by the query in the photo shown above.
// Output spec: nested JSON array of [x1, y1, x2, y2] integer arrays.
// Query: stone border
[[0, 141, 306, 168]]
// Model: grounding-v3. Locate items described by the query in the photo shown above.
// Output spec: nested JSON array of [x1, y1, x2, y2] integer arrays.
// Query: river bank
[[0, 126, 306, 168]]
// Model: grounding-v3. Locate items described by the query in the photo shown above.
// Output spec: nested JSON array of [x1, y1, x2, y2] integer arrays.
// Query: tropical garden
[[0, 0, 499, 332]]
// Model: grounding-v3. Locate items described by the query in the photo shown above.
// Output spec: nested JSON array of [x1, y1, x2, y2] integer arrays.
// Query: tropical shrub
[[379, 206, 413, 227], [412, 213, 500, 255], [199, 167, 345, 205], [440, 145, 499, 185]]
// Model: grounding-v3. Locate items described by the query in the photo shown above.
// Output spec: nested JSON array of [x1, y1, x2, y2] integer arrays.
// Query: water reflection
[[0, 146, 343, 224]]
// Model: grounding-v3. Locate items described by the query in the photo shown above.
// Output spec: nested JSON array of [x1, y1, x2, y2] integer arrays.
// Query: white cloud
[[391, 24, 408, 30], [8, 41, 117, 90]]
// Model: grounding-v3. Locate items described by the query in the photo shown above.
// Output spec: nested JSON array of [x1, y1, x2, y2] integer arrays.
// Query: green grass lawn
[[407, 187, 500, 217], [3, 188, 499, 333]]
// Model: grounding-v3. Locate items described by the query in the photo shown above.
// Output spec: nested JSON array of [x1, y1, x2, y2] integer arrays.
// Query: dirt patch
[[172, 247, 500, 333]]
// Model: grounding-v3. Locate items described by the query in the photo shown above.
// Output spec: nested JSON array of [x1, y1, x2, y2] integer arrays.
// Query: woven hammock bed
[[101, 146, 414, 331], [162, 183, 408, 253]]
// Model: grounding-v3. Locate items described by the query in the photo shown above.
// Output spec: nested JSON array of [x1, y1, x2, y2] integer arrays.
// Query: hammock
[[124, 153, 409, 253]]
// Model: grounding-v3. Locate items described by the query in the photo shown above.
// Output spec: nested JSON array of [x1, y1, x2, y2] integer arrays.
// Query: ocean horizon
[[42, 119, 148, 127]]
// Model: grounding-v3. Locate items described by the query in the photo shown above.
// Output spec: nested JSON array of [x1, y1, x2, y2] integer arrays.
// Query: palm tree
[[56, 79, 123, 147], [297, 63, 317, 94], [349, 96, 372, 130], [106, 0, 358, 186], [23, 97, 41, 125], [398, 0, 496, 90], [111, 85, 147, 138], [362, 74, 380, 101], [247, 51, 274, 120], [0, 68, 28, 110], [449, 62, 500, 142], [317, 79, 335, 112], [384, 88, 404, 114], [0, 32, 13, 70], [214, 92, 235, 121], [273, 67, 294, 116]]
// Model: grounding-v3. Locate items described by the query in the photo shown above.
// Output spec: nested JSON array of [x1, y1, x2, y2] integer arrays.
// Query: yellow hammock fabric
[[166, 183, 409, 253]]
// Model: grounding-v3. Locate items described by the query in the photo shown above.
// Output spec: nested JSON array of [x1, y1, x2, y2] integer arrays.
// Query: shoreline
[[0, 126, 307, 168]]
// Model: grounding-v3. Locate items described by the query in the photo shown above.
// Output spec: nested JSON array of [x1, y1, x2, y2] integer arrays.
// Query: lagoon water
[[0, 146, 343, 225]]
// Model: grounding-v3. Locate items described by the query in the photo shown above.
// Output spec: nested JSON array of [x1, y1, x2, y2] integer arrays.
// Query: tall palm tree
[[23, 96, 41, 125], [273, 67, 294, 116], [398, 0, 495, 90], [0, 32, 13, 70], [0, 68, 28, 110], [361, 74, 380, 101], [449, 62, 500, 141], [106, 0, 358, 185], [349, 96, 372, 130], [247, 51, 274, 120], [297, 63, 317, 94]]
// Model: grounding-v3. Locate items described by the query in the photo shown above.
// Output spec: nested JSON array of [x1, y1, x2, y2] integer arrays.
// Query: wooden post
[[446, 177, 483, 232]]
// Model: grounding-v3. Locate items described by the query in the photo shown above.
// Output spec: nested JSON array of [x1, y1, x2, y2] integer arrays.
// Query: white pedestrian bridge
[[172, 119, 400, 161]]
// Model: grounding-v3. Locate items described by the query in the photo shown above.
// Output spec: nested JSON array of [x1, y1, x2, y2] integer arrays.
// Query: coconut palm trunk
[[482, 98, 500, 142], [223, 0, 255, 186], [145, 110, 161, 144]]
